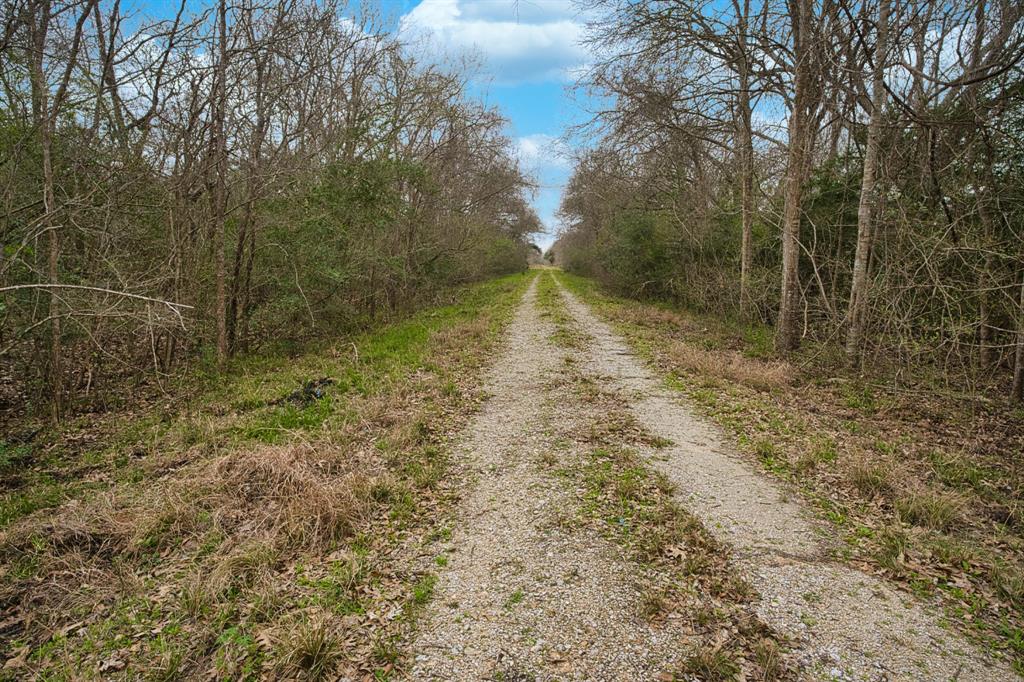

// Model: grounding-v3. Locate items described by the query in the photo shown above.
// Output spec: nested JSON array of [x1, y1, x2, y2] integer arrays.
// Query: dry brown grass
[[847, 456, 894, 499], [615, 305, 696, 333], [273, 612, 343, 680], [212, 445, 375, 551], [665, 341, 793, 391], [893, 487, 965, 531]]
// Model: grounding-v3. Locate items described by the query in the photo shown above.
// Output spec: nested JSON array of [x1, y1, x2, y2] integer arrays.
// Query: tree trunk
[[1013, 272, 1024, 403], [977, 212, 995, 369], [228, 58, 268, 356], [966, 0, 996, 371], [845, 0, 890, 367], [211, 0, 229, 369], [776, 0, 814, 353], [27, 0, 62, 421], [736, 0, 755, 317], [42, 123, 61, 421]]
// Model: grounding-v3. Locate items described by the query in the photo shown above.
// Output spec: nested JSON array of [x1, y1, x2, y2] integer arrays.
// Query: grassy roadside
[[556, 270, 1024, 672], [539, 276, 792, 681], [0, 271, 534, 680]]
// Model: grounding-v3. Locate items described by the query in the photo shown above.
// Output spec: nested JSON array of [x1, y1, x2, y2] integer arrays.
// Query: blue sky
[[394, 0, 591, 250]]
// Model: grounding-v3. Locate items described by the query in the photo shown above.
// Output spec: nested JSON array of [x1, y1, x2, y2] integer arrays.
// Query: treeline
[[557, 0, 1024, 399], [0, 0, 539, 421]]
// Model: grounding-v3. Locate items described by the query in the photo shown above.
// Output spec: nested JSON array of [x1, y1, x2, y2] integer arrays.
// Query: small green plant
[[894, 489, 962, 531], [0, 441, 33, 472], [753, 439, 789, 476], [842, 384, 878, 413], [796, 438, 837, 473], [504, 589, 525, 609], [678, 644, 740, 681], [413, 574, 437, 605]]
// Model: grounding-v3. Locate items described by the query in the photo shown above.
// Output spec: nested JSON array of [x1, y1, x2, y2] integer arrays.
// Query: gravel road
[[404, 273, 1018, 681]]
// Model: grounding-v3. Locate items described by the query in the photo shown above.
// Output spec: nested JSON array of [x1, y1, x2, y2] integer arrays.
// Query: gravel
[[559, 282, 1019, 682], [405, 274, 1017, 681], [407, 277, 692, 681]]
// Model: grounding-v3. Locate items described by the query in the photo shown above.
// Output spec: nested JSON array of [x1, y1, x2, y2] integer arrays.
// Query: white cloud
[[517, 133, 570, 171], [399, 0, 589, 85]]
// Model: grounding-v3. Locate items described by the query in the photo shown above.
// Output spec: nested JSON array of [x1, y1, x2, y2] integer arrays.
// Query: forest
[[555, 0, 1024, 401], [0, 0, 539, 423], [2, 0, 1024, 679]]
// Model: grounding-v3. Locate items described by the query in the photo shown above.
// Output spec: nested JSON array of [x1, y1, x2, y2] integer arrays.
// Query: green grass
[[3, 270, 536, 679], [504, 589, 525, 608], [1, 273, 534, 534], [412, 574, 437, 606], [535, 271, 584, 348], [0, 476, 65, 528], [928, 451, 991, 491], [0, 441, 33, 471]]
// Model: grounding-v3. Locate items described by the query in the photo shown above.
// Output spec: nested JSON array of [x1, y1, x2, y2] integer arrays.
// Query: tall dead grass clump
[[666, 342, 792, 391], [212, 445, 373, 551], [130, 486, 210, 551], [432, 317, 489, 350], [620, 306, 693, 332], [22, 493, 133, 557], [274, 612, 342, 680]]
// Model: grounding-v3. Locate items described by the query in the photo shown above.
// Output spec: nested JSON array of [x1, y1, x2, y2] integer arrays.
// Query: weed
[[848, 459, 892, 498], [0, 476, 65, 528], [796, 438, 837, 473], [678, 643, 740, 681], [371, 634, 401, 667], [505, 589, 525, 609], [742, 325, 775, 360], [926, 535, 976, 569], [278, 618, 340, 681], [876, 526, 910, 574], [895, 489, 963, 531], [842, 384, 878, 413], [754, 439, 789, 477], [928, 451, 988, 491], [639, 586, 669, 619], [753, 637, 785, 679], [0, 441, 33, 472], [665, 342, 791, 392], [413, 574, 437, 605], [180, 579, 209, 618], [987, 560, 1024, 609]]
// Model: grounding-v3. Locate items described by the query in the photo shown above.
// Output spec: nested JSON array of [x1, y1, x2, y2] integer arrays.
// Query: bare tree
[[845, 0, 891, 366]]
